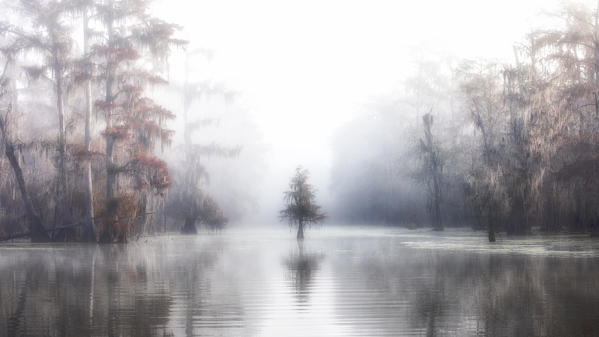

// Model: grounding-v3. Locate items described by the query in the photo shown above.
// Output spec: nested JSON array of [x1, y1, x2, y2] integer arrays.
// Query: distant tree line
[[0, 0, 228, 243], [331, 3, 599, 241]]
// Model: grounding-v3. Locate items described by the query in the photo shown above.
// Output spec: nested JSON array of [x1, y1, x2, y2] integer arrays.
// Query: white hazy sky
[[151, 0, 564, 219]]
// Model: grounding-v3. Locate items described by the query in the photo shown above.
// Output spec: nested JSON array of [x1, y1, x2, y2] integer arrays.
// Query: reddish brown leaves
[[103, 126, 131, 141], [95, 195, 138, 243]]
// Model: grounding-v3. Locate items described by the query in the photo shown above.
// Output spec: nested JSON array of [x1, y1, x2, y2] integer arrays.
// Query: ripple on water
[[1, 227, 599, 336]]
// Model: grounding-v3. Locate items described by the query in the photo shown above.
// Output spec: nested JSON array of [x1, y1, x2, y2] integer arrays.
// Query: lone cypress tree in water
[[280, 167, 326, 240]]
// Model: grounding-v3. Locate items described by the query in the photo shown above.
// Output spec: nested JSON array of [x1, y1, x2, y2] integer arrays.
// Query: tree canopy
[[280, 167, 325, 240]]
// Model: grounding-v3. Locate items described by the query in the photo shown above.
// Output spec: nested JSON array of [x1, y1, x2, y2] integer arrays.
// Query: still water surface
[[1, 227, 599, 337]]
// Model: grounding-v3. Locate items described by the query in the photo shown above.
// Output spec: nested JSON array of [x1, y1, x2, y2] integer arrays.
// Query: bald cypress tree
[[280, 167, 326, 240], [419, 112, 443, 231], [89, 0, 184, 242], [4, 0, 88, 232], [0, 0, 184, 242], [0, 57, 50, 242]]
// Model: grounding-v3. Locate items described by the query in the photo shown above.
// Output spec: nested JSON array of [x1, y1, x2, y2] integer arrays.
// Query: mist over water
[[4, 0, 599, 336], [2, 227, 599, 337], [148, 0, 565, 221]]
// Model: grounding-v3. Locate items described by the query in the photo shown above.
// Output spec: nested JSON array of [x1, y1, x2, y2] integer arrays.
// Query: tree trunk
[[99, 2, 118, 245], [105, 0, 116, 200], [488, 212, 496, 243], [135, 192, 148, 238], [2, 138, 50, 242], [0, 64, 49, 242], [432, 171, 443, 231], [83, 11, 97, 242], [54, 58, 69, 230], [423, 113, 443, 231], [297, 221, 304, 241], [488, 227, 496, 242], [181, 216, 197, 234]]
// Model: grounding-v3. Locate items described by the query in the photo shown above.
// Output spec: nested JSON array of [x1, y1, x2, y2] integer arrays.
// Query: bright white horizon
[[152, 0, 563, 221]]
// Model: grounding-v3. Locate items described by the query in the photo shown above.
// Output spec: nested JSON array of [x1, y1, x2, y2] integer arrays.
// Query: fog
[[146, 0, 562, 225], [4, 0, 598, 237], [7, 1, 599, 336]]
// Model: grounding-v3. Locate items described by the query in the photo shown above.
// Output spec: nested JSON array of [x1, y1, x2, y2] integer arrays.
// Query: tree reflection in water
[[0, 237, 225, 337], [285, 241, 324, 305], [2, 229, 599, 337]]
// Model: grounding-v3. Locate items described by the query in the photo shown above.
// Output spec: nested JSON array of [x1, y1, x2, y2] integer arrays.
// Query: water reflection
[[1, 228, 599, 336], [0, 237, 226, 337], [285, 241, 325, 305]]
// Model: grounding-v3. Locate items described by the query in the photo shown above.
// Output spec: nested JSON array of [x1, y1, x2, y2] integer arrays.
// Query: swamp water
[[1, 227, 599, 337]]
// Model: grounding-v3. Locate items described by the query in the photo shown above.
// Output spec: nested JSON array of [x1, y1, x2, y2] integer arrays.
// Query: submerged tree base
[[297, 224, 304, 241], [181, 218, 198, 234]]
